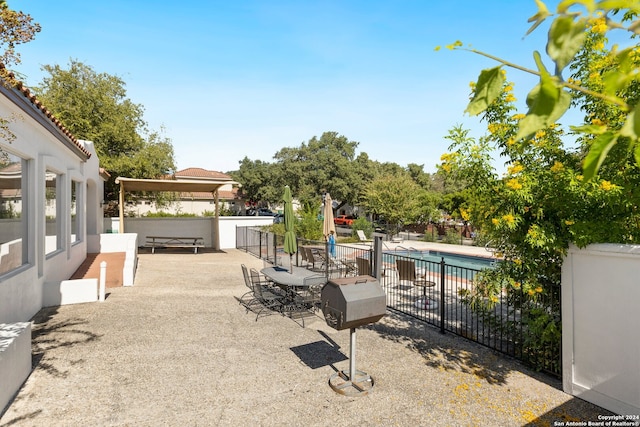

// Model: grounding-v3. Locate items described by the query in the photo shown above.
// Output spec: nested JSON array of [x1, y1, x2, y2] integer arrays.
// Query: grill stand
[[328, 328, 374, 396]]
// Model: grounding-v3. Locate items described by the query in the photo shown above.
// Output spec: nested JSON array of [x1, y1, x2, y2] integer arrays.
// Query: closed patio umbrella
[[323, 193, 336, 258], [323, 193, 336, 240], [283, 185, 297, 273]]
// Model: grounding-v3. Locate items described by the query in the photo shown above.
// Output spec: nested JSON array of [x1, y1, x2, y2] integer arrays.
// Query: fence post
[[373, 235, 383, 279], [440, 257, 445, 334], [273, 232, 277, 264]]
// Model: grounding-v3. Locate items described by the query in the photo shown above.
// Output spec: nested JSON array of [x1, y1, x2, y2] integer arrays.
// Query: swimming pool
[[385, 250, 496, 271]]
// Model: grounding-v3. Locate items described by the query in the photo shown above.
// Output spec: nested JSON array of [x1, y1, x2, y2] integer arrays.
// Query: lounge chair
[[395, 259, 438, 310], [356, 230, 372, 243]]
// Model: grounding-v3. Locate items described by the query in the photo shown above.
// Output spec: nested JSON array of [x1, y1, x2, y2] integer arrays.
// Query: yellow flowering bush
[[505, 178, 523, 190], [507, 162, 524, 175], [589, 17, 607, 34], [550, 161, 564, 173], [443, 0, 640, 375], [599, 180, 614, 191], [502, 213, 516, 225]]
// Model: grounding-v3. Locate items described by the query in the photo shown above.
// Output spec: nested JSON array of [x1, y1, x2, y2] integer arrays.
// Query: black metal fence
[[235, 226, 561, 377]]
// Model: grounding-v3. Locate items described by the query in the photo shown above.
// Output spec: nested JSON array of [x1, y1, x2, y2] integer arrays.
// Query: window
[[71, 180, 80, 243], [45, 169, 60, 255], [0, 152, 27, 275]]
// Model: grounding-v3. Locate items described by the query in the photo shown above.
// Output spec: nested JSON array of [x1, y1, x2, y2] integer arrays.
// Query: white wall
[[562, 243, 640, 415], [105, 216, 274, 249], [0, 92, 104, 323]]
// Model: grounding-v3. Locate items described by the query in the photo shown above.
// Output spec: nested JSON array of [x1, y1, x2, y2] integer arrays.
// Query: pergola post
[[213, 190, 220, 251], [118, 180, 124, 234]]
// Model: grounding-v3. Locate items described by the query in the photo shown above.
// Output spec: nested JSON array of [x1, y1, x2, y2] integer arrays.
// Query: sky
[[11, 0, 575, 174]]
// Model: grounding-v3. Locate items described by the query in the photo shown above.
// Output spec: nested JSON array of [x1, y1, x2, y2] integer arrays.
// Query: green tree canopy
[[0, 0, 40, 144], [230, 157, 282, 205], [360, 173, 438, 234], [0, 0, 40, 84], [34, 59, 176, 200], [445, 1, 640, 180], [273, 131, 362, 206]]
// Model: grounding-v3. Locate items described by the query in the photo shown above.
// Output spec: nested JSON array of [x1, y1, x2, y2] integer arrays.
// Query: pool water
[[385, 250, 496, 271]]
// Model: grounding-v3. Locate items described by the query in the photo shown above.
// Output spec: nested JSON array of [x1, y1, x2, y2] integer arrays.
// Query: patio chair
[[312, 249, 351, 278], [238, 264, 259, 307], [249, 268, 286, 321], [395, 259, 438, 310], [289, 273, 326, 327], [299, 245, 310, 267], [356, 257, 372, 276], [305, 247, 326, 271]]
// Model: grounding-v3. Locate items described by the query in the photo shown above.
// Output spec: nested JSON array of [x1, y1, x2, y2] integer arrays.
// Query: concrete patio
[[0, 248, 610, 426]]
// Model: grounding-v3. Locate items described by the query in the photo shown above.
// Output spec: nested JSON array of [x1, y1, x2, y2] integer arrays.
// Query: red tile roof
[[175, 167, 232, 180]]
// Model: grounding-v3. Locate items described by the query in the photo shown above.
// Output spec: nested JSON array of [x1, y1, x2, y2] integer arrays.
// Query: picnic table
[[145, 236, 205, 254]]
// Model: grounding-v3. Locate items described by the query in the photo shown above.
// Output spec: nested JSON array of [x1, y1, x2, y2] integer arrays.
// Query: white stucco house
[[0, 74, 108, 412], [0, 77, 108, 323]]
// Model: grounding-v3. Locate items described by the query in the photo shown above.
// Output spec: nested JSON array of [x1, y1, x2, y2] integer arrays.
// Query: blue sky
[[12, 0, 573, 173]]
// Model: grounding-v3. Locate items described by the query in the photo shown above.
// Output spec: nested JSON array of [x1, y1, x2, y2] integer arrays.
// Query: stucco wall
[[562, 243, 640, 415], [105, 216, 274, 249], [0, 92, 104, 323]]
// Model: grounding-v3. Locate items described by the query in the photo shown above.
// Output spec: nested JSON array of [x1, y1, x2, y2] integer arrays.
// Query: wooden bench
[[145, 236, 205, 254]]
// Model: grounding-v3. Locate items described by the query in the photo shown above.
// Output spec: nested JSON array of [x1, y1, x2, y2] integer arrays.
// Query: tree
[[34, 59, 176, 201], [0, 1, 40, 143], [360, 173, 433, 235], [273, 131, 362, 207], [230, 157, 281, 206], [442, 1, 640, 180], [406, 163, 433, 189], [0, 1, 40, 84]]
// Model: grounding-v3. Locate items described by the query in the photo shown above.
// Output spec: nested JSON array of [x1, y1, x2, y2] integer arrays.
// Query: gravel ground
[[0, 249, 611, 426]]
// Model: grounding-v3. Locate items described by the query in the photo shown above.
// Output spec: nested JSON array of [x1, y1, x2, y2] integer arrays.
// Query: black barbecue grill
[[321, 275, 386, 396]]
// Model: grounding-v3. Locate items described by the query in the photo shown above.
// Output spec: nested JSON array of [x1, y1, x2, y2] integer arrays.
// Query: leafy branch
[[442, 1, 640, 180]]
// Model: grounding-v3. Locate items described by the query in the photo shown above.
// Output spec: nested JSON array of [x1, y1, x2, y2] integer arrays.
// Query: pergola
[[114, 176, 240, 250]]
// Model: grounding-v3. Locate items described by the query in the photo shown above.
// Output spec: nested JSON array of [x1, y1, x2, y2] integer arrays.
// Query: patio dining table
[[261, 266, 327, 318], [261, 265, 326, 289]]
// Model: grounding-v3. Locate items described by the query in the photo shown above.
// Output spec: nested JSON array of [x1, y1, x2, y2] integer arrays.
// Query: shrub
[[143, 211, 196, 217], [422, 230, 436, 242], [351, 217, 373, 238], [442, 228, 462, 245]]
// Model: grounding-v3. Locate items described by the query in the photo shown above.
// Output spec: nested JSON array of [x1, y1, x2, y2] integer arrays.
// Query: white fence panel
[[562, 243, 640, 415]]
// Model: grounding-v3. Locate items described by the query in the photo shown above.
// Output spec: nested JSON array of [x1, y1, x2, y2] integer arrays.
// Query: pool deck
[[0, 248, 610, 426], [359, 239, 496, 259]]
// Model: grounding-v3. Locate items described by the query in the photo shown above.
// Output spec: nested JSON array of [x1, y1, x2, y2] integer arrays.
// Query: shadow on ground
[[367, 310, 615, 424], [30, 307, 101, 378], [368, 310, 547, 386]]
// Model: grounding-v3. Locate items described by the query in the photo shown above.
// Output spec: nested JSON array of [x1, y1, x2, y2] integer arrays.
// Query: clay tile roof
[[175, 167, 232, 180], [0, 64, 91, 159]]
